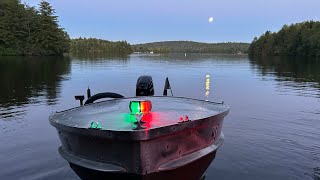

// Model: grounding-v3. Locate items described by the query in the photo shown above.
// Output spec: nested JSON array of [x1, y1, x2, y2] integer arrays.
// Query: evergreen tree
[[249, 21, 320, 57], [0, 0, 26, 55], [20, 5, 39, 55], [0, 0, 70, 56], [35, 0, 70, 55]]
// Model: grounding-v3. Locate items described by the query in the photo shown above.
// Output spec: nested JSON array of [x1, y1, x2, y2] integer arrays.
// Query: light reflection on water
[[0, 54, 319, 180]]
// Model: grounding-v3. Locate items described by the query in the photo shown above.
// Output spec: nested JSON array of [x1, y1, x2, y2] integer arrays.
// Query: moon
[[208, 17, 214, 23]]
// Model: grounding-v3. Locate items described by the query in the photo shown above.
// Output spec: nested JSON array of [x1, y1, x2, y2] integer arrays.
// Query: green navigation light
[[129, 101, 141, 114]]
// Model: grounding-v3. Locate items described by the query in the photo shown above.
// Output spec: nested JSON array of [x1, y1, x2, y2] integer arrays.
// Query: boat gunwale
[[49, 96, 229, 141], [50, 114, 229, 141]]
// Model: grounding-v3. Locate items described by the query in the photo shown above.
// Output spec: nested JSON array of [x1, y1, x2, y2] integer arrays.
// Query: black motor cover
[[136, 75, 154, 96]]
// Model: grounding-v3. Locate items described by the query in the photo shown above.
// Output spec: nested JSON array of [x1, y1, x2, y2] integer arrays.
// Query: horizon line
[[70, 37, 252, 45]]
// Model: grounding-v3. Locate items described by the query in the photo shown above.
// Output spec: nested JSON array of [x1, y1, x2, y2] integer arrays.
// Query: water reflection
[[70, 52, 129, 61], [315, 167, 320, 180], [205, 74, 210, 100], [249, 56, 320, 98], [0, 56, 71, 119]]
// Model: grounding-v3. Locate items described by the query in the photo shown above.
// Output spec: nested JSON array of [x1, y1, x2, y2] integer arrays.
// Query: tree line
[[0, 0, 132, 56], [1, 1, 248, 56], [3, 1, 318, 57], [249, 21, 320, 57], [0, 0, 70, 56], [70, 38, 132, 55], [133, 41, 250, 54]]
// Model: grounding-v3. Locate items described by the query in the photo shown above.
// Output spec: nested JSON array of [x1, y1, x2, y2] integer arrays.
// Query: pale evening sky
[[23, 0, 320, 44]]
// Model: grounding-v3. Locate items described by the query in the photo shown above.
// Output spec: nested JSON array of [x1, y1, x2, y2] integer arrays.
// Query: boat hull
[[56, 118, 225, 179], [68, 149, 216, 180], [50, 97, 229, 179]]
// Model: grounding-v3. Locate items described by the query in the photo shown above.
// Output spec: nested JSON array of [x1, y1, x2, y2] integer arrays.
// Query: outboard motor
[[136, 75, 154, 96]]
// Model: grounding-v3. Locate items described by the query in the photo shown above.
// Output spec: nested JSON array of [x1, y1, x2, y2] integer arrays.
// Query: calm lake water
[[0, 54, 319, 180]]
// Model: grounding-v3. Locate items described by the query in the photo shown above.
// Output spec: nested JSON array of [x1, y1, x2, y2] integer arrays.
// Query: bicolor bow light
[[129, 100, 152, 114]]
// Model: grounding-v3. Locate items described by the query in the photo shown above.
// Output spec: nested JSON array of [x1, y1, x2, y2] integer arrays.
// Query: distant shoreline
[[132, 41, 250, 54], [132, 52, 248, 55]]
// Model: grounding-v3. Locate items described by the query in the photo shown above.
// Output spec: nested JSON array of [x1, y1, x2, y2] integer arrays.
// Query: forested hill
[[0, 0, 70, 56], [133, 41, 250, 54], [70, 38, 132, 54], [0, 1, 132, 56], [249, 21, 320, 57]]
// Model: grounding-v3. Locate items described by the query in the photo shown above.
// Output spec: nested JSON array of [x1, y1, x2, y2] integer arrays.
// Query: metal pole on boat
[[163, 77, 173, 96], [87, 86, 91, 99]]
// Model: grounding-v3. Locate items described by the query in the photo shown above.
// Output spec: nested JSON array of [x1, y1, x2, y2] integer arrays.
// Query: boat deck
[[50, 96, 228, 131]]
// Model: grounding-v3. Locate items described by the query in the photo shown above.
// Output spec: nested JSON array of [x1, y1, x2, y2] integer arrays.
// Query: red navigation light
[[140, 100, 152, 114]]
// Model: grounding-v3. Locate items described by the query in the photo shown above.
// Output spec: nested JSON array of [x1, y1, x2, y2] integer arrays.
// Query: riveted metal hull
[[50, 97, 229, 179], [68, 150, 216, 180]]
